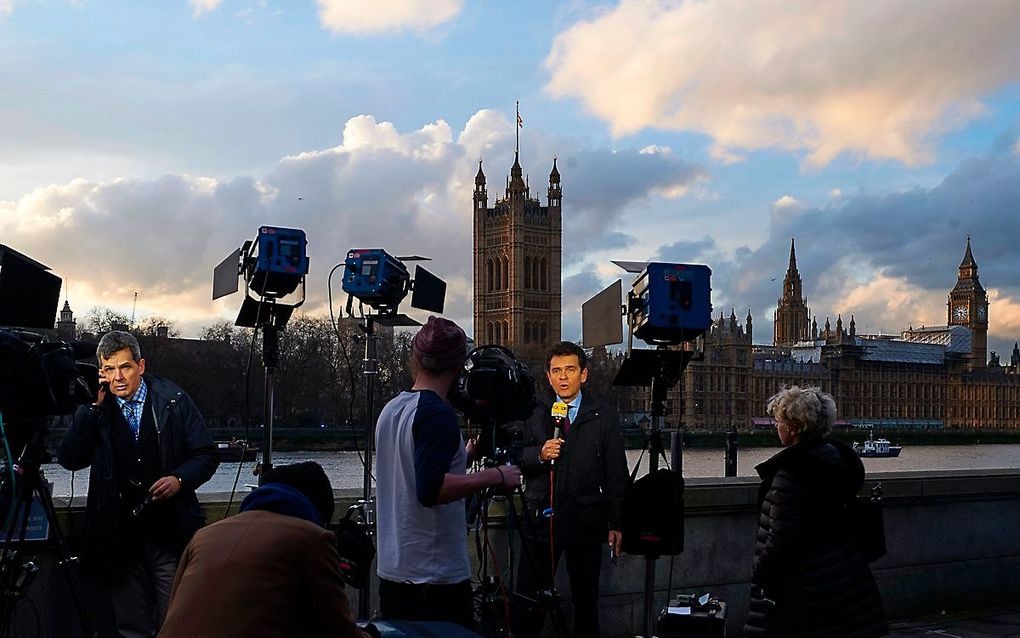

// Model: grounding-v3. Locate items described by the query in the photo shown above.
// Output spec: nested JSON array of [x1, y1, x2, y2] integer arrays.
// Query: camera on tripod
[[0, 244, 100, 634], [450, 345, 536, 463]]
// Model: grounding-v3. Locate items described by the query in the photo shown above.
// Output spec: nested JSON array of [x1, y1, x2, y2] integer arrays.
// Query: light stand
[[234, 296, 296, 484], [337, 248, 448, 619], [347, 310, 420, 620], [212, 226, 308, 484], [614, 348, 693, 638]]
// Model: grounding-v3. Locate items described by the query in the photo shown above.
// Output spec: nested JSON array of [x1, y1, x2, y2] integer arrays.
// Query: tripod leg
[[34, 484, 97, 637], [0, 495, 29, 633]]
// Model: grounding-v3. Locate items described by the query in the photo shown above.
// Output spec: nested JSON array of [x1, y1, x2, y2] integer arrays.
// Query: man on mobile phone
[[58, 330, 219, 638]]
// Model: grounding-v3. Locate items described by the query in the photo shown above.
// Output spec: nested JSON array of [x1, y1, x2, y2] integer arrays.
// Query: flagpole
[[516, 100, 520, 156]]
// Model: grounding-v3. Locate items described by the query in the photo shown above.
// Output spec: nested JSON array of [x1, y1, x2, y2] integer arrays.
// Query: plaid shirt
[[116, 378, 148, 442]]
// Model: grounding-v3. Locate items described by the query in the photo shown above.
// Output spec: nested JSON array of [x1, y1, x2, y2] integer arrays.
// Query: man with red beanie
[[375, 316, 521, 628]]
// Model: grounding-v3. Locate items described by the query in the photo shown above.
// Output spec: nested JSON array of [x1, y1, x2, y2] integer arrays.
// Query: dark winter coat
[[58, 373, 219, 578], [742, 437, 887, 638], [513, 394, 628, 545]]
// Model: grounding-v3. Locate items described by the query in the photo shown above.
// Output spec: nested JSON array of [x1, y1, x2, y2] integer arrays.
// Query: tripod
[[0, 420, 96, 637], [468, 416, 569, 638], [471, 473, 569, 638]]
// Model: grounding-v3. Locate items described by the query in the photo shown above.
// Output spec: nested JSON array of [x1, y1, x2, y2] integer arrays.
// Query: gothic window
[[525, 321, 532, 343], [487, 259, 494, 292], [532, 258, 540, 290], [487, 322, 494, 344], [501, 256, 509, 290], [540, 258, 548, 291], [524, 257, 532, 290], [540, 322, 547, 345]]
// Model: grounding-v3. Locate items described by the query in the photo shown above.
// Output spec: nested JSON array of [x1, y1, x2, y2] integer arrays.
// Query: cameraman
[[374, 316, 521, 629], [58, 330, 219, 638], [512, 341, 628, 638]]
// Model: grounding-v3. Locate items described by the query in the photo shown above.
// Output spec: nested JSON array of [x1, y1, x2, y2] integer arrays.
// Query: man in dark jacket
[[512, 341, 628, 638], [58, 330, 219, 638]]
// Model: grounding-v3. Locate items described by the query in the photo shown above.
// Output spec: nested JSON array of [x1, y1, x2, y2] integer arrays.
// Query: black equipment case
[[657, 593, 727, 638]]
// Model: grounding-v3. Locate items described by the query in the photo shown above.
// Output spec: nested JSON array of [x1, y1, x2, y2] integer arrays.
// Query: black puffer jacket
[[58, 374, 219, 578], [742, 437, 887, 638], [513, 395, 628, 545]]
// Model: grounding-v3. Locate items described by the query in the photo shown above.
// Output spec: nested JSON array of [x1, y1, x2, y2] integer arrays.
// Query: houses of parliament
[[472, 154, 1020, 430]]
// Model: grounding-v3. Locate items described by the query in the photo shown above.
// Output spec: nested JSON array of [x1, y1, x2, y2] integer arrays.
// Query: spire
[[960, 235, 976, 269], [550, 157, 560, 183], [788, 237, 798, 272], [849, 314, 856, 337], [475, 159, 485, 185], [508, 151, 526, 193], [836, 314, 843, 334]]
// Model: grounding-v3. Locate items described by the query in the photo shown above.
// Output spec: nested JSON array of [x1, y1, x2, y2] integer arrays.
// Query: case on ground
[[656, 593, 727, 638]]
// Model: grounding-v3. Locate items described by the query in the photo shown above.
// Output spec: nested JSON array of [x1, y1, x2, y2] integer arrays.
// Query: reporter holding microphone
[[512, 341, 628, 638]]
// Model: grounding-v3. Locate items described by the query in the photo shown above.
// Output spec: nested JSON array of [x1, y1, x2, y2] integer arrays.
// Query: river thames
[[42, 443, 1020, 498]]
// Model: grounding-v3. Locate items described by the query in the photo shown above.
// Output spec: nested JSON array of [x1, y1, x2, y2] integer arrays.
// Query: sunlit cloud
[[315, 0, 462, 34], [0, 110, 701, 338], [189, 0, 224, 17], [546, 0, 1020, 166]]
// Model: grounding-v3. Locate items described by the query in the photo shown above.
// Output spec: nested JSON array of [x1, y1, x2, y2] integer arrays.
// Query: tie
[[562, 413, 571, 435], [123, 402, 140, 441]]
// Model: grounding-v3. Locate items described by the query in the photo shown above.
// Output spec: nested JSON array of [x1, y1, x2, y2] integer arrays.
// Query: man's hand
[[149, 476, 182, 501], [465, 437, 478, 461], [539, 438, 564, 462], [608, 530, 623, 558], [492, 464, 522, 490], [94, 371, 108, 406]]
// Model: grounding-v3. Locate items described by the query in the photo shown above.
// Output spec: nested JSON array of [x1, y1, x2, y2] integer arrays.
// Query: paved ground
[[890, 607, 1020, 637]]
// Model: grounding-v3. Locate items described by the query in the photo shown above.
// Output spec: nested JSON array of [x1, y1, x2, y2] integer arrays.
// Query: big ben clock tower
[[948, 237, 989, 368]]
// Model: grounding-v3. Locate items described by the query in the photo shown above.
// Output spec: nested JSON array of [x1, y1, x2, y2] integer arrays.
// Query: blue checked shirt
[[116, 379, 148, 442]]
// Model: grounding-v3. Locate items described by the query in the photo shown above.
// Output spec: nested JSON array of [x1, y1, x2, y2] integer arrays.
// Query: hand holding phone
[[95, 371, 109, 406]]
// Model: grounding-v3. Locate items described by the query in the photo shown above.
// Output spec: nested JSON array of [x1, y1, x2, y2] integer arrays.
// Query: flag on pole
[[517, 112, 523, 128]]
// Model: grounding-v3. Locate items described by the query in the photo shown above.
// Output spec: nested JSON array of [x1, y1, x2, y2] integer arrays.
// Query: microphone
[[550, 401, 568, 466]]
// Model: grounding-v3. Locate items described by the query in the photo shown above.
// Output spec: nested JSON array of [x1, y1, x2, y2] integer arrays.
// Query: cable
[[328, 263, 368, 473], [0, 411, 17, 535]]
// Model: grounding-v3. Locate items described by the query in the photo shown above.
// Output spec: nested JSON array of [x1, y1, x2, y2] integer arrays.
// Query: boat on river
[[216, 440, 258, 463], [853, 431, 902, 458]]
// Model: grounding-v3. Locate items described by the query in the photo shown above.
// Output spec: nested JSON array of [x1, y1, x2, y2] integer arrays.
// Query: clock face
[[977, 305, 987, 321], [953, 304, 969, 321]]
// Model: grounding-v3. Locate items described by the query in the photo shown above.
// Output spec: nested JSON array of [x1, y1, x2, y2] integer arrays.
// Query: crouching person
[[159, 462, 369, 638]]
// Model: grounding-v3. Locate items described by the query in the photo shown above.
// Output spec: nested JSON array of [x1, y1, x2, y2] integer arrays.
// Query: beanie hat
[[413, 316, 467, 372], [261, 461, 335, 525]]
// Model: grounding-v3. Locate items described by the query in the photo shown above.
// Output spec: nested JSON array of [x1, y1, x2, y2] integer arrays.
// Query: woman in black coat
[[743, 386, 887, 638]]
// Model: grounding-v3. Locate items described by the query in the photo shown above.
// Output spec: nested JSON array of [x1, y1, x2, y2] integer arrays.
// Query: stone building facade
[[472, 153, 562, 364], [628, 239, 1020, 431]]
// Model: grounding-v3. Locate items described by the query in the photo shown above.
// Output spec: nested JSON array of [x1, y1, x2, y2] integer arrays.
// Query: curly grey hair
[[766, 385, 836, 439], [97, 330, 142, 363]]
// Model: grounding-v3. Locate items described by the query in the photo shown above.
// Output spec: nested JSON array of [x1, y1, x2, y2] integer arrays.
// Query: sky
[[2, 0, 1020, 359]]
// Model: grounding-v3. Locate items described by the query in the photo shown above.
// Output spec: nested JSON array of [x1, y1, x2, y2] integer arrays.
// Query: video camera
[[450, 345, 536, 462], [0, 332, 98, 423], [0, 245, 99, 446]]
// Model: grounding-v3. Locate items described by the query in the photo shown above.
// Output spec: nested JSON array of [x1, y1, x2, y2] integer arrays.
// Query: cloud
[[0, 110, 700, 339], [189, 0, 223, 17], [315, 0, 462, 34], [0, 0, 11, 18], [546, 0, 1020, 166], [647, 138, 1020, 355]]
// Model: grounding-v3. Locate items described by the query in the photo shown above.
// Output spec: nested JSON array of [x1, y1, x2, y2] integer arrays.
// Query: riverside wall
[[19, 468, 1020, 637]]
